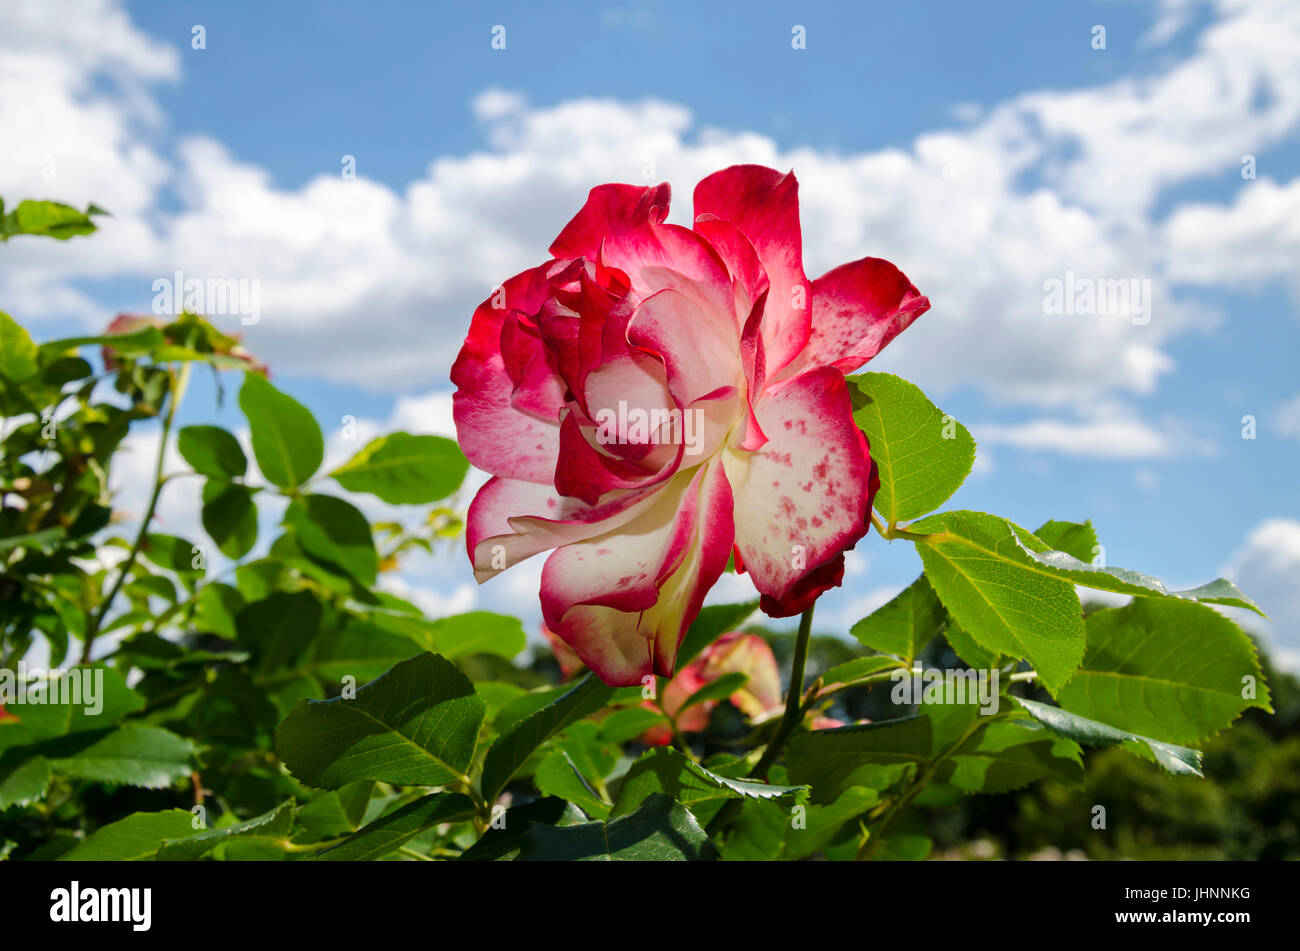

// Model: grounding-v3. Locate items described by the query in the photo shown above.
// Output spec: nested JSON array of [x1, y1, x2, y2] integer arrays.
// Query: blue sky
[[4, 0, 1298, 666]]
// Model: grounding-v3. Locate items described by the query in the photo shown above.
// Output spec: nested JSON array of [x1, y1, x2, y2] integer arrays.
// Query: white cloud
[[971, 404, 1211, 459], [1223, 518, 1300, 671], [7, 0, 1300, 412]]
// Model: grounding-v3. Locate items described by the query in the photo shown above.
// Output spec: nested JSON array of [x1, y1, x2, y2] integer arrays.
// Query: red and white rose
[[453, 165, 928, 686]]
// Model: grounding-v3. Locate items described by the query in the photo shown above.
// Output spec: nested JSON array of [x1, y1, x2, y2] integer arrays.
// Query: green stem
[[82, 362, 191, 664], [750, 604, 815, 782], [856, 710, 1010, 860], [706, 605, 816, 838]]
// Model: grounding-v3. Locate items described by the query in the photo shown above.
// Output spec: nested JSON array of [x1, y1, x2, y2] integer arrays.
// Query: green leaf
[[675, 601, 759, 669], [938, 721, 1083, 793], [276, 653, 485, 789], [787, 717, 930, 803], [1015, 697, 1203, 776], [269, 619, 423, 691], [458, 797, 589, 861], [677, 671, 749, 718], [313, 792, 477, 860], [330, 432, 468, 504], [822, 654, 905, 686], [0, 311, 39, 381], [1056, 598, 1270, 745], [598, 707, 670, 744], [0, 667, 143, 750], [295, 781, 375, 837], [848, 575, 945, 663], [140, 533, 204, 580], [396, 611, 526, 661], [943, 618, 1002, 669], [1033, 519, 1099, 563], [480, 672, 615, 802], [723, 783, 879, 860], [0, 755, 52, 809], [477, 793, 718, 861], [238, 373, 323, 488], [157, 800, 294, 861], [1009, 523, 1263, 615], [58, 809, 198, 861], [47, 725, 197, 788], [612, 748, 805, 823], [201, 481, 258, 559], [284, 494, 377, 587], [195, 582, 245, 639], [178, 425, 247, 479], [848, 372, 976, 523], [908, 511, 1085, 693], [235, 591, 323, 676], [535, 750, 612, 820], [1, 199, 104, 241]]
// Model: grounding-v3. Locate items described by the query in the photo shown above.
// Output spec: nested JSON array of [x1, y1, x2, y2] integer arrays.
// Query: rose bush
[[453, 165, 929, 686]]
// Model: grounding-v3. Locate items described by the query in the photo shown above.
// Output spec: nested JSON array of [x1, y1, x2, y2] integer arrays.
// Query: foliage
[[0, 199, 1275, 861]]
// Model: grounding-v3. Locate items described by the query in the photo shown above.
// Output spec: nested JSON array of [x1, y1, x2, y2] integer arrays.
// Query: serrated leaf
[[0, 667, 143, 750], [535, 750, 611, 820], [1011, 525, 1263, 615], [908, 511, 1085, 693], [157, 800, 294, 861], [312, 792, 476, 860], [178, 425, 247, 479], [238, 373, 323, 488], [1015, 697, 1203, 776], [612, 747, 805, 823], [724, 784, 880, 860], [943, 618, 1002, 669], [276, 653, 485, 789], [0, 754, 51, 809], [58, 809, 197, 861], [330, 432, 468, 504], [481, 673, 615, 802], [787, 717, 930, 803], [848, 372, 976, 523], [296, 781, 375, 837], [1056, 598, 1270, 745], [938, 721, 1083, 793], [47, 725, 196, 788], [1033, 519, 1099, 563], [848, 575, 945, 663]]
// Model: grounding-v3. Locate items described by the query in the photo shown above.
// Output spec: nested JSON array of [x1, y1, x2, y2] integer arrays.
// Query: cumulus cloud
[[6, 0, 1300, 415], [1223, 518, 1300, 671]]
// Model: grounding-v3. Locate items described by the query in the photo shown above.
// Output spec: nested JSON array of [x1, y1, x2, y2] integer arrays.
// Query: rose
[[640, 631, 782, 746], [453, 165, 928, 686]]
